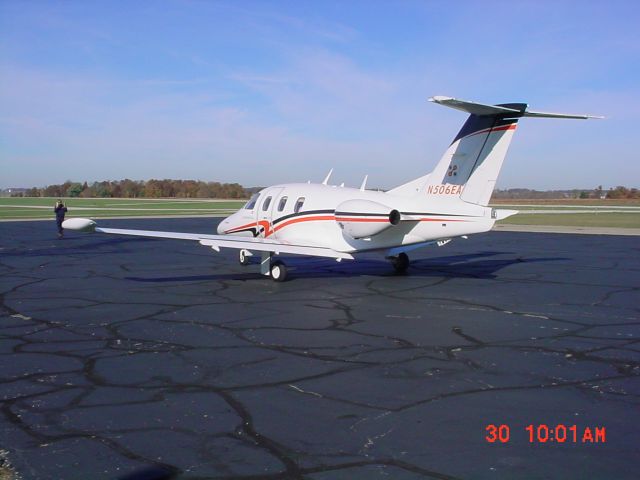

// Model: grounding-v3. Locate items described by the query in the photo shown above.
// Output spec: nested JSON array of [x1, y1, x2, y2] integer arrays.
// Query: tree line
[[605, 186, 640, 199], [492, 186, 640, 200], [11, 181, 639, 200], [19, 179, 250, 199]]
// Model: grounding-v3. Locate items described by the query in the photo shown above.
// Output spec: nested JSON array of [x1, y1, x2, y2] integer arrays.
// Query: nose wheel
[[390, 252, 410, 273], [239, 249, 251, 266]]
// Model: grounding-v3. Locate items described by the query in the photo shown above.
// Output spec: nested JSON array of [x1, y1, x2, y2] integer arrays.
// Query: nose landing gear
[[239, 249, 252, 266]]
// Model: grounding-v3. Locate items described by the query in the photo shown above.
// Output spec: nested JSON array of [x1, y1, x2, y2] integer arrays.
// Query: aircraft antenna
[[322, 168, 334, 185], [360, 175, 368, 191]]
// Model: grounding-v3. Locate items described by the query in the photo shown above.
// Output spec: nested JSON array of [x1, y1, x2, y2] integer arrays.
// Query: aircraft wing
[[62, 218, 353, 260]]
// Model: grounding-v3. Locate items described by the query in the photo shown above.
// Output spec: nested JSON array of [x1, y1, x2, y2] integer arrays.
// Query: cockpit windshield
[[244, 193, 260, 210]]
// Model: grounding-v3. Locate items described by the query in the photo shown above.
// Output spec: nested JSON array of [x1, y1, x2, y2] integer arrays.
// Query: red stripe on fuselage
[[466, 123, 517, 139], [224, 221, 258, 234], [224, 214, 470, 238], [257, 220, 272, 237], [272, 215, 335, 234]]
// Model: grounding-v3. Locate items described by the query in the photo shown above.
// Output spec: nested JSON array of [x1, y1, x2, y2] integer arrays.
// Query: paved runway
[[1, 218, 638, 479]]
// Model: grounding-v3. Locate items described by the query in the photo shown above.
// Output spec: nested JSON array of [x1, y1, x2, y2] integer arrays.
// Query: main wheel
[[391, 252, 410, 273], [239, 249, 251, 266], [270, 260, 288, 282]]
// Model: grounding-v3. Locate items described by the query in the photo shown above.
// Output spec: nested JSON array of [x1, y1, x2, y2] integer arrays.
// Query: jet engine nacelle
[[335, 199, 400, 239]]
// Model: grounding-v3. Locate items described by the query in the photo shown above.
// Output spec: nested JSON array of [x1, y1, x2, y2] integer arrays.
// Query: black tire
[[239, 249, 251, 266], [392, 252, 410, 273], [270, 260, 288, 282]]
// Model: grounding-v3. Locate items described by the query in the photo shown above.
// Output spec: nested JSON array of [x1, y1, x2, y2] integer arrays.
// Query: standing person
[[54, 200, 68, 238]]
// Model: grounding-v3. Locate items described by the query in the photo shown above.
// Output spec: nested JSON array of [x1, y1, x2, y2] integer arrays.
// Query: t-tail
[[389, 96, 602, 206]]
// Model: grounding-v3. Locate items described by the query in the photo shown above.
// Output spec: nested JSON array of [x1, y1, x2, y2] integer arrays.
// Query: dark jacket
[[54, 205, 67, 222]]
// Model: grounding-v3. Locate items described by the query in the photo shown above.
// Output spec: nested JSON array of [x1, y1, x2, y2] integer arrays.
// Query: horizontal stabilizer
[[523, 110, 604, 120], [493, 209, 519, 220], [429, 96, 522, 116], [429, 96, 602, 119]]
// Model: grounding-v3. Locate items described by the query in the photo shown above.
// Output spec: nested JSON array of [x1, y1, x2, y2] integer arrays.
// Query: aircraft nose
[[217, 218, 229, 235]]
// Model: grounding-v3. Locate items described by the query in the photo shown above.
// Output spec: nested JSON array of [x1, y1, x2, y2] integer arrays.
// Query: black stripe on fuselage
[[271, 209, 335, 225], [334, 211, 388, 217], [244, 209, 476, 233], [400, 211, 471, 217], [227, 227, 260, 237]]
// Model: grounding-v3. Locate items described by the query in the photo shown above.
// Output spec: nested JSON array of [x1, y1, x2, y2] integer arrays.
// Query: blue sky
[[1, 0, 639, 190]]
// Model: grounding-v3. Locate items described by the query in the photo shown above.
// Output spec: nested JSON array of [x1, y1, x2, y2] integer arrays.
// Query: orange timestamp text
[[485, 424, 606, 444]]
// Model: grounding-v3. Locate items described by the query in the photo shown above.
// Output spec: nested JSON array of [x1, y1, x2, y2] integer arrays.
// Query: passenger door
[[256, 187, 284, 238]]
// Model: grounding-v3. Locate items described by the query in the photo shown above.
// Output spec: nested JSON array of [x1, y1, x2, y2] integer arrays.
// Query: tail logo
[[447, 165, 458, 177]]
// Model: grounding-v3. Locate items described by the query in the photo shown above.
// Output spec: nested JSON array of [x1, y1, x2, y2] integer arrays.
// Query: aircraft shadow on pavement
[[124, 251, 569, 283]]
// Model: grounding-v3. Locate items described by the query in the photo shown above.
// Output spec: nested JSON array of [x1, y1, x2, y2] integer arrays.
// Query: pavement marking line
[[0, 214, 232, 222], [493, 224, 640, 236], [508, 209, 640, 214], [492, 204, 640, 210], [0, 205, 238, 211]]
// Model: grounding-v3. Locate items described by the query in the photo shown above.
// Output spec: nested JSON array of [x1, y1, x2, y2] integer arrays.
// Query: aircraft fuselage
[[218, 183, 495, 254]]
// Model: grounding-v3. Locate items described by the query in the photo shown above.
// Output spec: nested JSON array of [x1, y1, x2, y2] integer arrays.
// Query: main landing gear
[[239, 250, 289, 282], [269, 260, 288, 282], [242, 249, 408, 281], [389, 252, 410, 273]]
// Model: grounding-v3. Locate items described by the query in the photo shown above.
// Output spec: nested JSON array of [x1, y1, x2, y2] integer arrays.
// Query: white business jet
[[64, 96, 600, 281]]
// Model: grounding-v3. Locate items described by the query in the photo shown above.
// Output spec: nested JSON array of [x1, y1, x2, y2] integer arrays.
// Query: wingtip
[[61, 217, 96, 232], [429, 95, 452, 103]]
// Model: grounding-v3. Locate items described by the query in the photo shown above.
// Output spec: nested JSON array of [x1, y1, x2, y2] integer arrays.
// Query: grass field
[[496, 212, 640, 228], [491, 198, 640, 206], [490, 200, 640, 228], [0, 197, 246, 220]]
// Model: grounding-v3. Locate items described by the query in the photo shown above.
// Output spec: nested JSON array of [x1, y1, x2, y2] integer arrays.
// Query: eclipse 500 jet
[[64, 96, 601, 281]]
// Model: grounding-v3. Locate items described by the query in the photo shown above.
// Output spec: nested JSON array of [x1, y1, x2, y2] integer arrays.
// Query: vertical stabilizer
[[431, 104, 524, 206], [388, 96, 599, 206]]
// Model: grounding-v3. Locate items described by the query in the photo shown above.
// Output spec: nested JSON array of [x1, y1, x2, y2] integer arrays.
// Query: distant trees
[[21, 179, 249, 199], [42, 184, 64, 197], [606, 186, 640, 199], [66, 183, 84, 197], [492, 187, 639, 200]]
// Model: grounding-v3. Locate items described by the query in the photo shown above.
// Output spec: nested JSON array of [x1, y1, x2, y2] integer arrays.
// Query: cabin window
[[294, 197, 305, 213], [262, 196, 272, 211], [244, 193, 259, 210], [277, 196, 288, 212]]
